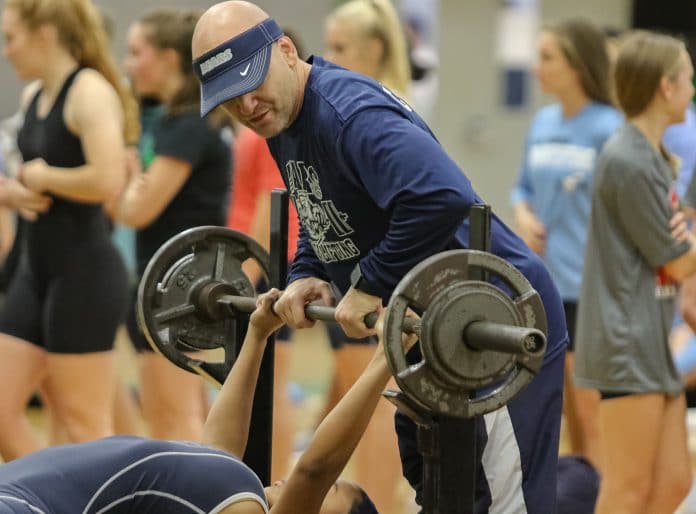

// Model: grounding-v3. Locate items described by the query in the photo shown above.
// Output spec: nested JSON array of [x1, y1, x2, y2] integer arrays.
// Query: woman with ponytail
[[117, 8, 231, 441], [0, 0, 137, 459], [575, 31, 696, 513]]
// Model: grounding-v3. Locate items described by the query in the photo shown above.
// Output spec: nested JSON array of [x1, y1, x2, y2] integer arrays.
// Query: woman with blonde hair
[[575, 30, 696, 513], [0, 0, 138, 459], [325, 0, 411, 99]]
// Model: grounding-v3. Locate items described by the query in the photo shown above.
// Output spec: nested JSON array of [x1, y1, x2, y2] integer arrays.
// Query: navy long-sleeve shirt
[[267, 57, 567, 357]]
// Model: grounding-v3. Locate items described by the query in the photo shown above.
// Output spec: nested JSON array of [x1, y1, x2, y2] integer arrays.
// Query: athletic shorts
[[0, 244, 128, 354]]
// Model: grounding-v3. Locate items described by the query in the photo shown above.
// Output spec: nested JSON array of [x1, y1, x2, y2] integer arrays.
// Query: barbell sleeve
[[463, 321, 546, 357]]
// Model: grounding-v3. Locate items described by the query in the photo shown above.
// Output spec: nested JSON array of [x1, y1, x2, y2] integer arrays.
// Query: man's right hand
[[2, 178, 52, 219], [274, 277, 335, 328]]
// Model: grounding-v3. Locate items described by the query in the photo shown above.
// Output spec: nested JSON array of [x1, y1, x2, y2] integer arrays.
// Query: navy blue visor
[[194, 18, 283, 116]]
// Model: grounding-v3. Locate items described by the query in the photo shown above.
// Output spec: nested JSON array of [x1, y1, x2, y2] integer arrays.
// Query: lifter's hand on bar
[[334, 287, 383, 338], [248, 288, 285, 340], [374, 308, 419, 355], [274, 277, 335, 329]]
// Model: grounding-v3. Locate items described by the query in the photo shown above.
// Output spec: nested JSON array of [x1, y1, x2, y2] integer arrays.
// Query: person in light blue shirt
[[511, 19, 622, 471]]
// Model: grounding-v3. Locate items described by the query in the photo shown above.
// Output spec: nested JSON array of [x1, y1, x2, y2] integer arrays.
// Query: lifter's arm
[[270, 317, 417, 514], [202, 291, 284, 458]]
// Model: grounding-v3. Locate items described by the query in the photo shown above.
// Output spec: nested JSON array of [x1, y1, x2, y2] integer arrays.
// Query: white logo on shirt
[[200, 48, 233, 75], [240, 63, 251, 77], [528, 143, 597, 192], [285, 160, 359, 263]]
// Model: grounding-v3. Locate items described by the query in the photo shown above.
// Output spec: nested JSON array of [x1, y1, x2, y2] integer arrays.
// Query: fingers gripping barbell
[[137, 226, 548, 418]]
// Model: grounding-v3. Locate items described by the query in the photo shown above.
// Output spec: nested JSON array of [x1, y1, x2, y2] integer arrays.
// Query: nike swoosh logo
[[240, 63, 251, 77]]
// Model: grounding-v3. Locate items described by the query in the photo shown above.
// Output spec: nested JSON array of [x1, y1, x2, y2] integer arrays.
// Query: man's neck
[[286, 61, 312, 129]]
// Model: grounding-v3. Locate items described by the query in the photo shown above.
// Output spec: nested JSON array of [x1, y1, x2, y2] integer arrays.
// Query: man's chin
[[248, 124, 282, 138]]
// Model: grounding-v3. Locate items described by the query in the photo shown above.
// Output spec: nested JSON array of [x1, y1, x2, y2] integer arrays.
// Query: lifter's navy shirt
[[267, 57, 567, 358], [0, 436, 268, 513]]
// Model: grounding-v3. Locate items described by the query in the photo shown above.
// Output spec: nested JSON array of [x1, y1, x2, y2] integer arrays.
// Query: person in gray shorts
[[574, 31, 696, 514]]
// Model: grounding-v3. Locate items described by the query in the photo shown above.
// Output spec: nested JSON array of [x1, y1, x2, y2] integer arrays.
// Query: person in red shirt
[[227, 126, 299, 267]]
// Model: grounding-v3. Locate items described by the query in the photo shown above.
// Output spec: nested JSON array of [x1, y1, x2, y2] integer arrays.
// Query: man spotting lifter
[[191, 2, 568, 512]]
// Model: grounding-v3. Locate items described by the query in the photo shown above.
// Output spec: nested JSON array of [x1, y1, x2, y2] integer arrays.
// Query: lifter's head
[[192, 1, 309, 137], [264, 479, 378, 514]]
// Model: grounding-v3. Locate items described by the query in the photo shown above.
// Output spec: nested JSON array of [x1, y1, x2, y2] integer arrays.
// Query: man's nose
[[237, 93, 257, 116]]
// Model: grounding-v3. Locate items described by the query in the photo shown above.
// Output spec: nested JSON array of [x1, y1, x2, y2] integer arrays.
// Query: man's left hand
[[334, 287, 382, 338]]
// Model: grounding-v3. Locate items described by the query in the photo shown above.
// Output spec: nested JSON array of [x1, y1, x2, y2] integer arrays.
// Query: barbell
[[137, 226, 548, 418]]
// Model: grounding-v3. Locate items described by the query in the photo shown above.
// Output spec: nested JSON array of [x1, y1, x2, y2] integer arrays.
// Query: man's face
[[219, 41, 299, 138]]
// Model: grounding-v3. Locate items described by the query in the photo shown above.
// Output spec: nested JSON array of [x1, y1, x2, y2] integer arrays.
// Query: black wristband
[[350, 263, 381, 297]]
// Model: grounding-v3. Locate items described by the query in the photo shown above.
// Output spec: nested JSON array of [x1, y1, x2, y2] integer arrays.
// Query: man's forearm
[[202, 326, 269, 457]]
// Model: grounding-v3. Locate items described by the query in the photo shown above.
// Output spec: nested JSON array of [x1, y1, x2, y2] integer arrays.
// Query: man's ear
[[277, 35, 298, 66]]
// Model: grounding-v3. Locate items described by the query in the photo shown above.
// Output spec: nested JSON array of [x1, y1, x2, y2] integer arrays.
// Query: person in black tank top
[[116, 8, 231, 441], [0, 0, 139, 461]]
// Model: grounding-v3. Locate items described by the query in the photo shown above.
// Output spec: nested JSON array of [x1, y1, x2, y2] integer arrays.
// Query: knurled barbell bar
[[196, 282, 545, 358], [137, 226, 548, 418]]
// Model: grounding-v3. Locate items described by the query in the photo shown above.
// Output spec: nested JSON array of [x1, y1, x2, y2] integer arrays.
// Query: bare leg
[[43, 351, 116, 443], [644, 393, 692, 514], [113, 378, 143, 435], [564, 352, 601, 469], [138, 352, 206, 440], [595, 393, 664, 514], [0, 335, 46, 460], [40, 384, 68, 445], [562, 352, 583, 453], [113, 327, 143, 435]]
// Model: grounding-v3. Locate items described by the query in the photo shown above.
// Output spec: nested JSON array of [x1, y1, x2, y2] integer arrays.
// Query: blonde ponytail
[[329, 0, 411, 98]]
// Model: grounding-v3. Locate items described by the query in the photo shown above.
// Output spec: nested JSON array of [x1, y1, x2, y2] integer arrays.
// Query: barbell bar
[[195, 282, 545, 358]]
